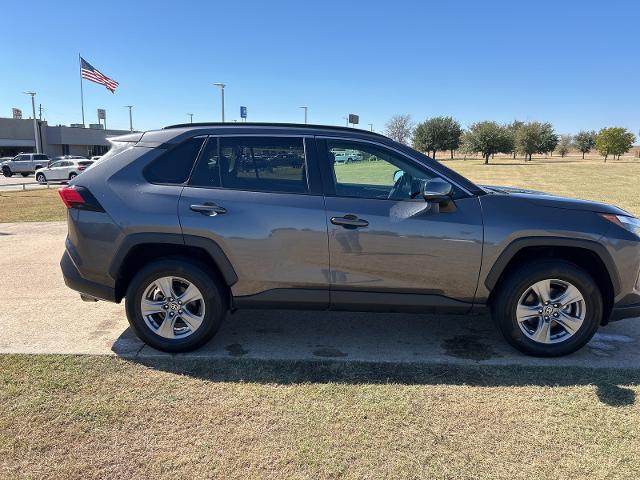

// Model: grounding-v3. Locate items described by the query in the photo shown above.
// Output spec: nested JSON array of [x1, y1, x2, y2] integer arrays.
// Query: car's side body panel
[[324, 195, 483, 303]]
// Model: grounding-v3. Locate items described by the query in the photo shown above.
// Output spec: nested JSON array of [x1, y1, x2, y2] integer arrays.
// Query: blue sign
[[240, 106, 247, 119]]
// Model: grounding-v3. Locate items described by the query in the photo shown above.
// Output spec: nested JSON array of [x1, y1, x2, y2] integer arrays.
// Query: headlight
[[601, 214, 640, 237]]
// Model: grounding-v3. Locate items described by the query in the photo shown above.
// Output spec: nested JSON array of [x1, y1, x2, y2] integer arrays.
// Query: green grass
[[0, 189, 66, 223], [0, 355, 639, 479]]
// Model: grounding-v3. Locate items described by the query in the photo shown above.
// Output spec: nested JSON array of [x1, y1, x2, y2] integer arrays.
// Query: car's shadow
[[111, 309, 640, 407]]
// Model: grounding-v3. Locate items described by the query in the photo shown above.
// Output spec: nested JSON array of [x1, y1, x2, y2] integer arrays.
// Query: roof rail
[[161, 122, 388, 138]]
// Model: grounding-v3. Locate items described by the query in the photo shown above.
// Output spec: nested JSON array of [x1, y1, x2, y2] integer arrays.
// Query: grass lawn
[[0, 189, 66, 223], [1, 355, 639, 479]]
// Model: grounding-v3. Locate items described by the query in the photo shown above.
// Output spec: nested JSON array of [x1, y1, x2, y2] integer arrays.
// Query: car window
[[327, 140, 439, 201], [35, 155, 48, 160], [190, 138, 221, 187], [191, 137, 308, 194], [15, 155, 26, 161], [145, 136, 205, 184], [49, 161, 62, 168]]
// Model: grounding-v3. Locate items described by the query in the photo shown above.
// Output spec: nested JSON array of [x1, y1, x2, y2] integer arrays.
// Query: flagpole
[[79, 53, 85, 126]]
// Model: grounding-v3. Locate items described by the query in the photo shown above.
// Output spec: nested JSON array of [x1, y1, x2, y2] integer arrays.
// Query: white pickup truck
[[1, 153, 51, 177]]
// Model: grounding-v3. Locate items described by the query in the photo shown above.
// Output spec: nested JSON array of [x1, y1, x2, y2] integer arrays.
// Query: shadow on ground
[[111, 310, 640, 407]]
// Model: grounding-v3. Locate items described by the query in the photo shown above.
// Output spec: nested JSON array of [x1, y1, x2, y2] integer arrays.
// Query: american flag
[[80, 57, 119, 93]]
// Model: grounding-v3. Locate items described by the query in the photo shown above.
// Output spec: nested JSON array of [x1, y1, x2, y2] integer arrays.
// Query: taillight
[[58, 186, 104, 212], [78, 166, 86, 171]]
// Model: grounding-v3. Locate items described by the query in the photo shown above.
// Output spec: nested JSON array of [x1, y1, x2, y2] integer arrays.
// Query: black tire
[[21, 172, 30, 177], [2, 167, 12, 177], [125, 257, 227, 352], [69, 172, 77, 180], [36, 173, 46, 184], [491, 260, 602, 357]]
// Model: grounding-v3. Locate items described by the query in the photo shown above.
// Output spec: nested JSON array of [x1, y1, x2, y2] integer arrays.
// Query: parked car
[[1, 153, 51, 177], [90, 156, 102, 161], [35, 159, 94, 183], [59, 123, 640, 356], [333, 149, 363, 164]]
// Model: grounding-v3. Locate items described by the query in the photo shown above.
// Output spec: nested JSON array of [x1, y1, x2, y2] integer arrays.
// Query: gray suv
[[59, 123, 640, 356]]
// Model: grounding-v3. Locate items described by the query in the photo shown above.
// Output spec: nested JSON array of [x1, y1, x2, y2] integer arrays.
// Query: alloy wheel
[[516, 278, 586, 344], [140, 276, 206, 339]]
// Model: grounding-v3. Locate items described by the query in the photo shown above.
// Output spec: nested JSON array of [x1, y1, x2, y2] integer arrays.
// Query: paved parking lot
[[0, 221, 638, 367], [0, 173, 59, 192]]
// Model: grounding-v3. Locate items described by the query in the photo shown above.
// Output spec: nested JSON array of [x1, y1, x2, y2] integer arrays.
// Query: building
[[0, 117, 133, 158]]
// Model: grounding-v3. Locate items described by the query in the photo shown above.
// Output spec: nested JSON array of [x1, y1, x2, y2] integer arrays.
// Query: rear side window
[[145, 137, 205, 184], [190, 136, 307, 194]]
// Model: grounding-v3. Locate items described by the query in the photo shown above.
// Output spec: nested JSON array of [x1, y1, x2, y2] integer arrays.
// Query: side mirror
[[393, 169, 404, 183], [422, 178, 452, 203]]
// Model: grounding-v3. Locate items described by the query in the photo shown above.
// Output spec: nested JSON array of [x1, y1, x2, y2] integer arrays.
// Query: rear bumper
[[60, 250, 117, 302]]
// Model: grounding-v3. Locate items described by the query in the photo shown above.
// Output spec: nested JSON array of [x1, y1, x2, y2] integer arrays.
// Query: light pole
[[187, 113, 194, 123], [23, 92, 41, 153], [213, 83, 226, 122], [124, 105, 133, 131], [343, 116, 349, 127], [299, 106, 308, 124], [368, 123, 373, 132]]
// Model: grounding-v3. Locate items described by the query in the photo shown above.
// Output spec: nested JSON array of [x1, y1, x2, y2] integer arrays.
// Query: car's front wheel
[[36, 173, 46, 184], [125, 257, 227, 352], [2, 167, 12, 177], [491, 260, 602, 357]]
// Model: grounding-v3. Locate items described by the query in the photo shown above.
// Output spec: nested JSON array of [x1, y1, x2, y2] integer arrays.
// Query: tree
[[384, 114, 414, 145], [573, 130, 596, 159], [516, 122, 558, 161], [557, 134, 572, 157], [444, 117, 463, 159], [595, 127, 636, 162], [412, 116, 462, 160], [462, 121, 512, 164], [506, 120, 524, 159]]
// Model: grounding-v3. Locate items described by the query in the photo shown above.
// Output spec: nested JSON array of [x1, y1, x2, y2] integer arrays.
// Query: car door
[[50, 161, 68, 180], [318, 137, 484, 311], [13, 155, 28, 173], [178, 135, 330, 307]]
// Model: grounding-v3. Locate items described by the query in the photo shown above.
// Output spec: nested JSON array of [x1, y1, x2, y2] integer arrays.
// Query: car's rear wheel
[[68, 172, 77, 180], [36, 173, 46, 184], [2, 167, 12, 177], [125, 257, 227, 352], [491, 260, 602, 357]]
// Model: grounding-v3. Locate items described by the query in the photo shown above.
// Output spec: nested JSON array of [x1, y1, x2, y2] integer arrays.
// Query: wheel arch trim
[[485, 237, 621, 295], [108, 232, 238, 287]]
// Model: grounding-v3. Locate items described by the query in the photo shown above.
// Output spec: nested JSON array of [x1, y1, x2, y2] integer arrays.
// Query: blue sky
[[2, 0, 638, 135]]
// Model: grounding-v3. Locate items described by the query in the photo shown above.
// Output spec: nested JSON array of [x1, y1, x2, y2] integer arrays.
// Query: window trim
[[316, 136, 473, 200], [186, 134, 317, 196]]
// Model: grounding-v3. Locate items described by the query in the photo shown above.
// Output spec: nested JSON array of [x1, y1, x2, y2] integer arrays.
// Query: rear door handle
[[330, 214, 369, 229], [190, 202, 227, 216]]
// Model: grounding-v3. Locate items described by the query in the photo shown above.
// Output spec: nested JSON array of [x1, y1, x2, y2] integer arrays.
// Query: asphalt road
[[0, 173, 61, 192], [0, 221, 638, 367]]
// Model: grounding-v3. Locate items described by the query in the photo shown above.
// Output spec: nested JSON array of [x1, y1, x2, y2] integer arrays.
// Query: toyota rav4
[[59, 123, 640, 356]]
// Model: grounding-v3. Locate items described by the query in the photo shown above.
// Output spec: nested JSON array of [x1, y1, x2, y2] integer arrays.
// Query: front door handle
[[330, 214, 369, 229], [190, 202, 227, 216]]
